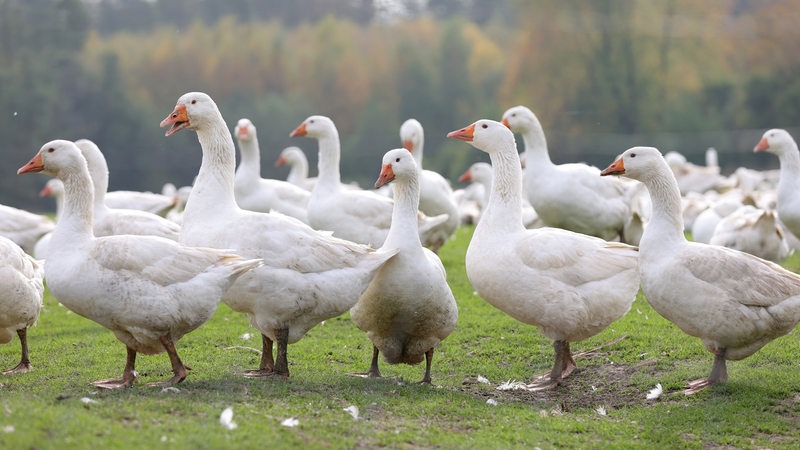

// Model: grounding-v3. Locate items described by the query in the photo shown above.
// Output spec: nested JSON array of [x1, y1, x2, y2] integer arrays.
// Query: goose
[[160, 92, 398, 378], [0, 204, 55, 255], [601, 146, 800, 393], [399, 118, 460, 252], [74, 139, 181, 241], [753, 129, 800, 241], [275, 146, 317, 191], [350, 148, 458, 384], [708, 205, 790, 262], [447, 119, 640, 390], [233, 119, 310, 224], [0, 236, 44, 375], [290, 115, 447, 248], [17, 140, 262, 389], [501, 105, 637, 242]]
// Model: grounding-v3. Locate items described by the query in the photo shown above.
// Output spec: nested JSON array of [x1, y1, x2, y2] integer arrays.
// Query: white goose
[[448, 120, 640, 390], [290, 115, 446, 248], [709, 205, 790, 262], [74, 139, 181, 241], [350, 148, 458, 384], [105, 190, 177, 218], [161, 92, 398, 378], [753, 129, 800, 240], [17, 140, 261, 389], [0, 236, 44, 375], [399, 118, 460, 252], [601, 146, 800, 393], [275, 146, 316, 191], [233, 118, 310, 224], [501, 105, 637, 242]]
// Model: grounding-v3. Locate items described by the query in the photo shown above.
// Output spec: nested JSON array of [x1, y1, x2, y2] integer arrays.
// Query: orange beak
[[600, 157, 625, 176], [160, 104, 189, 136], [275, 155, 286, 168], [374, 163, 395, 188], [447, 123, 476, 142], [501, 118, 511, 128], [754, 137, 769, 153], [458, 169, 472, 183], [18, 153, 44, 174], [39, 184, 52, 197], [237, 126, 249, 140], [402, 139, 413, 151], [290, 122, 307, 138]]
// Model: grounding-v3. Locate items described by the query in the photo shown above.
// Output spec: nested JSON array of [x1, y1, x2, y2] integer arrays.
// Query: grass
[[2, 225, 800, 449]]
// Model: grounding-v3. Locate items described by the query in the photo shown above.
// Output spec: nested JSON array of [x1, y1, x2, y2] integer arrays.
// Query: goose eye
[[395, 157, 401, 162], [309, 120, 315, 124], [481, 123, 488, 129], [630, 153, 636, 158], [47, 147, 55, 153], [191, 99, 197, 104]]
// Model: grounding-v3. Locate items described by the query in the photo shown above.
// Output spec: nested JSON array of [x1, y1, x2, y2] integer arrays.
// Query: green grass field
[[1, 225, 799, 449]]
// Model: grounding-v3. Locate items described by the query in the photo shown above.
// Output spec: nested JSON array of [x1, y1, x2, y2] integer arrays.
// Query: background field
[[1, 225, 799, 449]]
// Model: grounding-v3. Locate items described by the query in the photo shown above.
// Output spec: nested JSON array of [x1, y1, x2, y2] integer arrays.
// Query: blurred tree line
[[1, 0, 799, 211]]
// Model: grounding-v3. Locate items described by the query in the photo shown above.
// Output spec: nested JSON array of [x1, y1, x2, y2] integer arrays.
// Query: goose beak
[[402, 139, 413, 151], [18, 153, 44, 174], [275, 155, 286, 168], [600, 157, 625, 176], [290, 122, 307, 137], [501, 118, 511, 128], [447, 123, 476, 142], [754, 137, 769, 153], [458, 170, 472, 183], [39, 184, 52, 197], [237, 126, 249, 140], [374, 163, 395, 188], [160, 104, 189, 136]]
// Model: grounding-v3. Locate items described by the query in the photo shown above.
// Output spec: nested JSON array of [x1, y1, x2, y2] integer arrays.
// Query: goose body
[[275, 146, 316, 191], [501, 105, 636, 242], [0, 204, 54, 255], [17, 140, 261, 388], [754, 129, 800, 240], [233, 119, 310, 224], [601, 146, 800, 392], [161, 92, 398, 377], [0, 236, 44, 374], [350, 148, 458, 383], [448, 120, 639, 389]]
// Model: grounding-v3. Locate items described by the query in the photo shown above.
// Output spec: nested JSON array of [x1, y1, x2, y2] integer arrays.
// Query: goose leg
[[419, 348, 434, 384], [93, 346, 138, 389], [147, 334, 190, 387], [242, 334, 275, 378], [685, 348, 727, 395], [529, 340, 575, 391], [348, 345, 382, 378], [2, 328, 32, 375], [272, 328, 290, 378]]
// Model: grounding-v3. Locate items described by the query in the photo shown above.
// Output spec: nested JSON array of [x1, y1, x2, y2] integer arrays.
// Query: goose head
[[447, 119, 516, 155], [500, 105, 540, 134], [290, 115, 336, 139], [754, 128, 797, 157], [375, 148, 418, 188], [400, 118, 423, 152], [600, 146, 666, 182], [160, 92, 220, 136], [18, 140, 87, 178], [235, 118, 256, 142]]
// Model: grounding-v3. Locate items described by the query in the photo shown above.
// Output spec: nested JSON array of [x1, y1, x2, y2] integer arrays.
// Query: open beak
[[160, 104, 189, 137], [290, 122, 307, 137], [600, 157, 625, 176], [18, 153, 44, 174], [374, 163, 395, 188], [447, 123, 476, 142]]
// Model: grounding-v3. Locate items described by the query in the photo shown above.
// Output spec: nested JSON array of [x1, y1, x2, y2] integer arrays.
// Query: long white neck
[[236, 135, 262, 182], [520, 120, 554, 169], [637, 163, 686, 249], [54, 166, 95, 243], [776, 143, 800, 195], [287, 155, 309, 186], [384, 175, 422, 251], [412, 139, 424, 168], [316, 131, 342, 188], [186, 114, 240, 219], [478, 145, 525, 235]]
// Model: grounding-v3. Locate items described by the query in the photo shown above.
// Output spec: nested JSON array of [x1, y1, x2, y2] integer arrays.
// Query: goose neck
[[384, 177, 421, 250], [56, 167, 95, 240], [316, 134, 342, 186], [479, 147, 524, 234]]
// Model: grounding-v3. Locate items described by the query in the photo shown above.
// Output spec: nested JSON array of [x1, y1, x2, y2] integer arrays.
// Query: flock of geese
[[3, 91, 800, 396]]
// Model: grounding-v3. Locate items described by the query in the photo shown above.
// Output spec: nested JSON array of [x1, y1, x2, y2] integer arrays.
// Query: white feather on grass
[[220, 407, 238, 430], [343, 405, 359, 420], [646, 383, 663, 400], [281, 417, 299, 428]]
